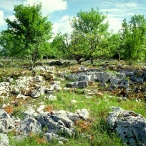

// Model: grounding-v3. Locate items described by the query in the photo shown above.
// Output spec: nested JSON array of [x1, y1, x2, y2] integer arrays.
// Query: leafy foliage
[[121, 15, 146, 60], [71, 8, 109, 64], [50, 33, 69, 59], [68, 30, 90, 64], [0, 3, 52, 68]]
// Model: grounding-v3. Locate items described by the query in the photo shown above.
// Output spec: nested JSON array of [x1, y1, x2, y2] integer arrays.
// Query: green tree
[[69, 30, 90, 64], [0, 3, 52, 69], [71, 8, 109, 64], [50, 33, 69, 59], [108, 33, 124, 60], [121, 15, 146, 60]]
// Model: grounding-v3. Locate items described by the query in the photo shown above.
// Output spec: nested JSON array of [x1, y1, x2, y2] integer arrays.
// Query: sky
[[0, 0, 146, 34]]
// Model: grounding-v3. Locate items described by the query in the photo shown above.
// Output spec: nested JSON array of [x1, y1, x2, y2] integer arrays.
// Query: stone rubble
[[0, 64, 146, 145], [0, 108, 89, 145], [65, 66, 146, 99]]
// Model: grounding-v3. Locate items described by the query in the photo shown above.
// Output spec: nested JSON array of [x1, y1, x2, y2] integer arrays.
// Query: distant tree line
[[0, 3, 146, 66]]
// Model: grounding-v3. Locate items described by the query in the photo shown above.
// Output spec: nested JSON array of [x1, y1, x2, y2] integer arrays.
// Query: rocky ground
[[0, 60, 146, 146]]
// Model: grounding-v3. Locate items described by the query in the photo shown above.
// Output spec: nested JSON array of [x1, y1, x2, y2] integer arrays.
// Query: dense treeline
[[0, 3, 146, 66]]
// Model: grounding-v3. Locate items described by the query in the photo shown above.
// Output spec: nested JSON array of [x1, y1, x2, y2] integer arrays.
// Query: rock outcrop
[[107, 107, 146, 146], [0, 108, 89, 145]]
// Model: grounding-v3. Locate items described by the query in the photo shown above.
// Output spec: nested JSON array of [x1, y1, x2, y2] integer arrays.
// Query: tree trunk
[[118, 52, 121, 61], [77, 60, 82, 65], [90, 57, 93, 64], [31, 58, 36, 76]]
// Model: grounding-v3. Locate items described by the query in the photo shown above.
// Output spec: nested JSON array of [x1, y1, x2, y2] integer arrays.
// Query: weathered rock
[[78, 74, 92, 81], [24, 107, 38, 117], [37, 114, 58, 130], [66, 82, 76, 88], [50, 81, 62, 90], [30, 90, 41, 98], [51, 110, 74, 128], [94, 72, 111, 83], [44, 132, 68, 142], [7, 77, 13, 83], [15, 117, 42, 135], [0, 133, 9, 146], [0, 82, 10, 96], [34, 65, 55, 73], [67, 112, 80, 123], [77, 81, 88, 88], [119, 70, 134, 77], [37, 105, 45, 113], [0, 109, 15, 133], [66, 81, 88, 88], [33, 76, 44, 82], [130, 75, 144, 84], [78, 66, 87, 71], [107, 107, 146, 146], [47, 94, 57, 101], [16, 94, 29, 100], [76, 109, 89, 120], [0, 107, 90, 144], [109, 77, 129, 90]]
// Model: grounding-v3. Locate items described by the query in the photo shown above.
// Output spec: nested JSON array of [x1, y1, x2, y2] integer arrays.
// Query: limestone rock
[[44, 132, 68, 142], [0, 133, 9, 146], [0, 109, 15, 133], [15, 117, 42, 135], [107, 107, 146, 146], [47, 94, 57, 101], [76, 109, 89, 120]]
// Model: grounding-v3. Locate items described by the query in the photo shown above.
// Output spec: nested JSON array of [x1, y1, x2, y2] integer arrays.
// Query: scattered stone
[[44, 132, 68, 142], [58, 140, 64, 145], [76, 109, 89, 120], [0, 109, 15, 133], [78, 66, 87, 71], [37, 105, 45, 113], [0, 133, 9, 146], [77, 81, 88, 88], [47, 94, 57, 101], [24, 107, 38, 117], [15, 117, 42, 135], [7, 77, 13, 82], [16, 94, 29, 100], [33, 76, 44, 82], [30, 90, 41, 98], [70, 100, 77, 104]]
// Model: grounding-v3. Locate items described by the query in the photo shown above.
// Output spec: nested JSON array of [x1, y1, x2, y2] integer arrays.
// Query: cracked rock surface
[[107, 107, 146, 146]]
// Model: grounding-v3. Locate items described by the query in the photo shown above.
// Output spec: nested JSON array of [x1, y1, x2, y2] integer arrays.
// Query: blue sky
[[0, 0, 146, 34]]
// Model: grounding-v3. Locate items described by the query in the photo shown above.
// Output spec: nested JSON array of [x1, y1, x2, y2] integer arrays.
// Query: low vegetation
[[0, 2, 146, 146], [0, 59, 145, 146]]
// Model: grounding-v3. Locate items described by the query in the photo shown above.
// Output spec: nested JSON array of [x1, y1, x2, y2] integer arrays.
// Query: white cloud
[[0, 10, 6, 26], [52, 15, 73, 35], [0, 0, 23, 11], [116, 2, 138, 8], [24, 0, 67, 16], [101, 8, 119, 14], [107, 17, 123, 33], [8, 15, 16, 21]]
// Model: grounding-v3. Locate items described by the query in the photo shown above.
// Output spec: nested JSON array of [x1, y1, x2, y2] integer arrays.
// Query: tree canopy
[[1, 5, 146, 65], [0, 3, 52, 68], [121, 15, 146, 60], [71, 8, 109, 64]]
